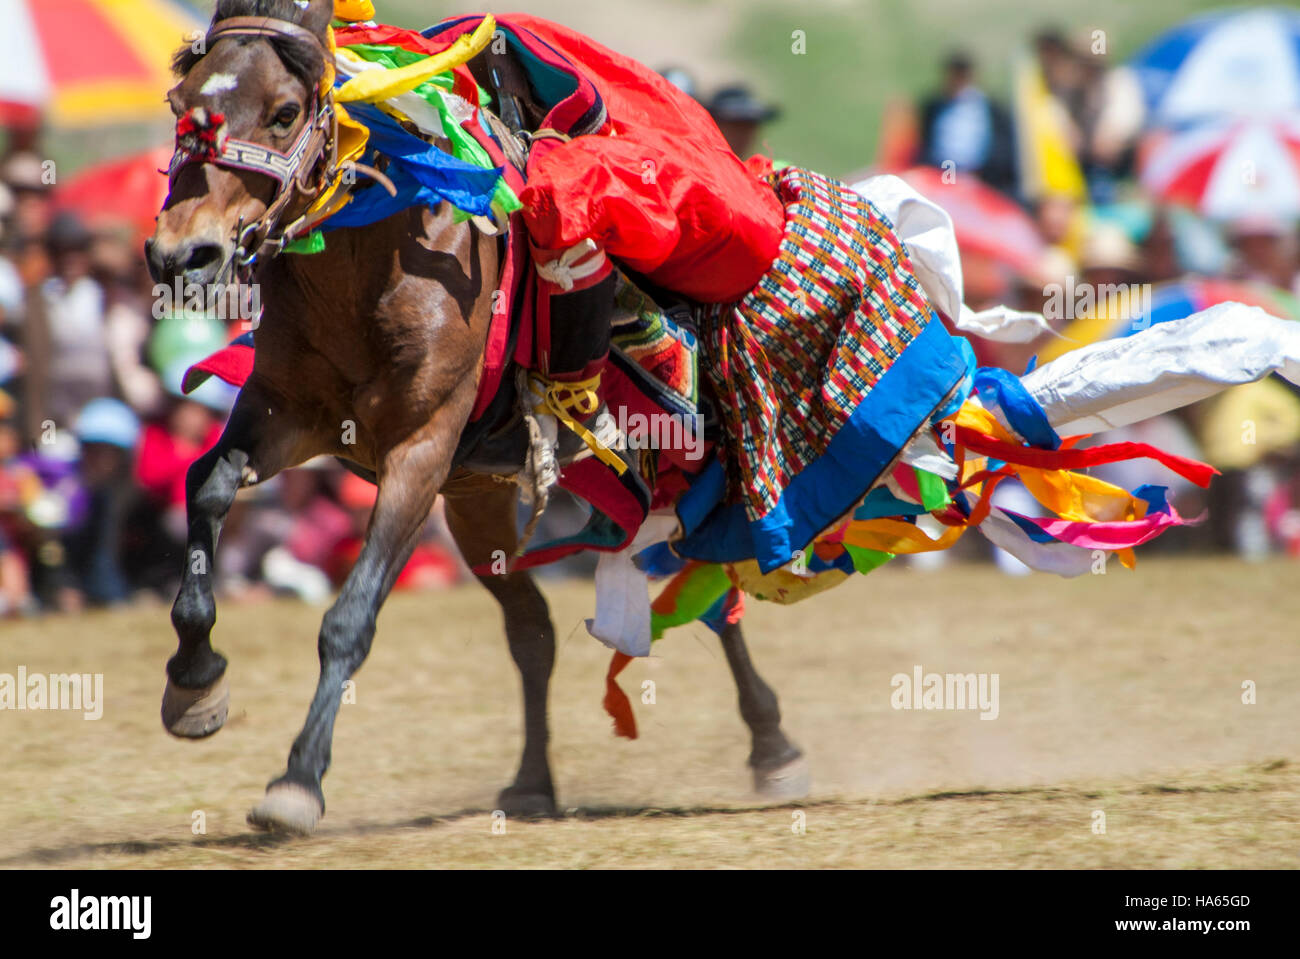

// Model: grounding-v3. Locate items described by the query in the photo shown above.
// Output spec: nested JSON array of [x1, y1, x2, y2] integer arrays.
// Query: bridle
[[168, 16, 342, 280]]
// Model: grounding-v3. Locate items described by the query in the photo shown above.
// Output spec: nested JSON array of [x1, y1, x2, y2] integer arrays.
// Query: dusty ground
[[1, 557, 1297, 869]]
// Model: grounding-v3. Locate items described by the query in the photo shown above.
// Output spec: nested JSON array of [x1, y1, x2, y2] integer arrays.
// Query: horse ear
[[298, 0, 336, 36]]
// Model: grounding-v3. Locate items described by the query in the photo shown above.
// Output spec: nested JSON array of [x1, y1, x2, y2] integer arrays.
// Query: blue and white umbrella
[[1132, 7, 1300, 128]]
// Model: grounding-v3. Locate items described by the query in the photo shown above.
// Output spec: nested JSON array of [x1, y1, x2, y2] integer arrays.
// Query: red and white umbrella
[[1139, 116, 1300, 221], [0, 0, 203, 128], [896, 165, 1047, 278]]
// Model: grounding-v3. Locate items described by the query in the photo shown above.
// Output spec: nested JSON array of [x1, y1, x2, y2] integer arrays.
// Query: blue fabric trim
[[932, 334, 976, 423], [675, 318, 968, 572]]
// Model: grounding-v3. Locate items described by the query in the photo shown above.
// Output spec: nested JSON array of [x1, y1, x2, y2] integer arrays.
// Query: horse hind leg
[[719, 622, 810, 799], [443, 478, 558, 817]]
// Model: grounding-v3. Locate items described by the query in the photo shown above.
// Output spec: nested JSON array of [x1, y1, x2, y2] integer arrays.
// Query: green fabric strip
[[844, 545, 895, 575], [284, 231, 326, 255], [915, 468, 951, 512]]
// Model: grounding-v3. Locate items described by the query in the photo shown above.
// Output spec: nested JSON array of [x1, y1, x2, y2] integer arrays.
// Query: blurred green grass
[[37, 0, 1242, 180], [730, 0, 1239, 176], [380, 0, 1240, 176]]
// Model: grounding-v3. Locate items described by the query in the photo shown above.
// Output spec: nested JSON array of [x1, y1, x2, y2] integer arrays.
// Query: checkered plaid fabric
[[700, 166, 935, 520]]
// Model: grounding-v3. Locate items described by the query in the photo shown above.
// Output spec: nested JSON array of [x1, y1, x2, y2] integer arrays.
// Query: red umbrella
[[54, 145, 172, 242], [897, 166, 1047, 279]]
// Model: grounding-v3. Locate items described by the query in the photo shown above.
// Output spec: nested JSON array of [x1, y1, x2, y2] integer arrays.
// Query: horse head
[[145, 0, 337, 288]]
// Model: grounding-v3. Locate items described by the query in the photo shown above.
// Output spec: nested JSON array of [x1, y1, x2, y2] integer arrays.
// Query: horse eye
[[272, 105, 300, 128]]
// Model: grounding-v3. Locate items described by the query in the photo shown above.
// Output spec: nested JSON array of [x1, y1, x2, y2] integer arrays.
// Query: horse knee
[[318, 603, 375, 674]]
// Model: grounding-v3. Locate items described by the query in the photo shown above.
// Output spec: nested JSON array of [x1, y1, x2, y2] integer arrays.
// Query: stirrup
[[526, 372, 628, 475]]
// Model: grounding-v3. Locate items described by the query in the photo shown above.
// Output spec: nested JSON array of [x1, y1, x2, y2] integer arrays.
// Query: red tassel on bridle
[[175, 107, 228, 163]]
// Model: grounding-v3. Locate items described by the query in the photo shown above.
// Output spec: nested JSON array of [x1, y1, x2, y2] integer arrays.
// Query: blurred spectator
[[1079, 220, 1143, 290], [659, 67, 698, 101], [66, 398, 139, 606], [1224, 215, 1299, 292], [1034, 29, 1088, 137], [37, 211, 112, 428], [2, 151, 55, 257], [918, 51, 1017, 194], [0, 410, 33, 616], [92, 229, 162, 415], [707, 84, 779, 159]]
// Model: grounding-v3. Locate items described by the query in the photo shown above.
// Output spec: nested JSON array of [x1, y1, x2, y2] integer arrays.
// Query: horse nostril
[[183, 243, 224, 275], [144, 238, 168, 284]]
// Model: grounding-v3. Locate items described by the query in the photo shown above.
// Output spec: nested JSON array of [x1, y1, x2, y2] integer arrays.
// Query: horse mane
[[172, 0, 326, 85]]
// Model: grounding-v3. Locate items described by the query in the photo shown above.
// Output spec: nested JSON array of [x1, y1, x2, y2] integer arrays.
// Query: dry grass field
[[1, 557, 1297, 869]]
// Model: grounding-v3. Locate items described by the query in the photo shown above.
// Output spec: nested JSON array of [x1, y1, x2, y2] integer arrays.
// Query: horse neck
[[259, 206, 495, 379]]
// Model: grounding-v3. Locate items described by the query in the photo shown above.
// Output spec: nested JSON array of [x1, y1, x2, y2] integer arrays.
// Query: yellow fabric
[[303, 24, 368, 223], [944, 399, 1152, 572], [534, 375, 629, 475], [313, 15, 497, 223], [1037, 284, 1138, 364], [334, 0, 376, 20], [726, 561, 849, 605], [335, 15, 496, 105], [842, 519, 966, 554], [1013, 54, 1087, 202], [949, 402, 1015, 441], [1018, 467, 1146, 524]]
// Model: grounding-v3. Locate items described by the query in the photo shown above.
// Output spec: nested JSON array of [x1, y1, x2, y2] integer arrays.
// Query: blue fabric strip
[[323, 101, 504, 225], [1134, 484, 1171, 516], [1003, 509, 1059, 544], [972, 365, 1061, 449]]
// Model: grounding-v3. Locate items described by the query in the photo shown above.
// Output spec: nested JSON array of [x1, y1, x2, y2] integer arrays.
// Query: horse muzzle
[[144, 235, 229, 287]]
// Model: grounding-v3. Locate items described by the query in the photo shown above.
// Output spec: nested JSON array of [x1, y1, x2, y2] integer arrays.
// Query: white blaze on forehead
[[199, 73, 239, 96]]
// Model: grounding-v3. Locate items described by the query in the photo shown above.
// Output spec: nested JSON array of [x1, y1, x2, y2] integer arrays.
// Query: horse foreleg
[[163, 387, 296, 738], [719, 622, 810, 799], [443, 479, 557, 817], [247, 431, 448, 835]]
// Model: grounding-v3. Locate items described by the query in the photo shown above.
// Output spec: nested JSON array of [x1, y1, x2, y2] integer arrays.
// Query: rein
[[168, 16, 348, 280]]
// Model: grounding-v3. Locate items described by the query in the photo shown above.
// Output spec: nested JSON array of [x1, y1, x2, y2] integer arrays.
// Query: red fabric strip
[[603, 651, 637, 739], [953, 426, 1219, 488]]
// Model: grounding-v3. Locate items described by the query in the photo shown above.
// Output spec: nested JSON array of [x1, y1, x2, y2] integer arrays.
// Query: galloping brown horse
[[146, 0, 804, 834]]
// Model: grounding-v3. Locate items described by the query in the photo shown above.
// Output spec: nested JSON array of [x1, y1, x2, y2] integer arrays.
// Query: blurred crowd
[[2, 13, 1299, 617], [0, 118, 468, 616], [679, 19, 1300, 573]]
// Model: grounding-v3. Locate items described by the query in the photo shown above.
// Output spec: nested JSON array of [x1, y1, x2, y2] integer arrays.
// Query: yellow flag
[[335, 16, 496, 104], [1014, 52, 1086, 203]]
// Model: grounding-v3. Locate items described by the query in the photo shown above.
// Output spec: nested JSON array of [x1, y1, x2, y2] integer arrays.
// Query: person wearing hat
[[1, 151, 55, 250], [36, 211, 112, 428], [66, 398, 140, 606], [658, 67, 699, 102], [1225, 214, 1298, 293], [706, 84, 780, 159]]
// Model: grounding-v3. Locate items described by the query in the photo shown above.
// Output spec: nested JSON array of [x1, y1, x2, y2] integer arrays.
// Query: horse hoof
[[247, 784, 323, 836], [496, 786, 557, 818], [754, 755, 811, 800], [161, 675, 229, 739]]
